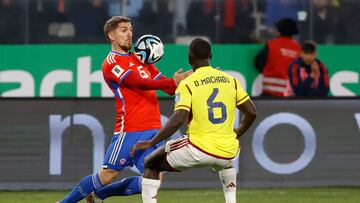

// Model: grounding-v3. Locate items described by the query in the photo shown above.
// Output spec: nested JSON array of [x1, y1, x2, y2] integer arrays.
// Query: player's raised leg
[[87, 130, 158, 202], [58, 132, 133, 203], [87, 176, 142, 203], [141, 145, 174, 203], [219, 167, 237, 203], [58, 168, 119, 203]]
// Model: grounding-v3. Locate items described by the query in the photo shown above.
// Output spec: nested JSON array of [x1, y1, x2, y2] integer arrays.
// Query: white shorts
[[165, 137, 234, 172]]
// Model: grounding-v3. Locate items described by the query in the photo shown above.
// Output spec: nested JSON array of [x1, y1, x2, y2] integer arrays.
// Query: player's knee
[[101, 173, 117, 185], [144, 156, 151, 168], [144, 156, 154, 169], [99, 169, 119, 185]]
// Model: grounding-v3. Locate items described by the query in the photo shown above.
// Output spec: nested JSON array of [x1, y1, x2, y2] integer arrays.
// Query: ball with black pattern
[[134, 34, 164, 64]]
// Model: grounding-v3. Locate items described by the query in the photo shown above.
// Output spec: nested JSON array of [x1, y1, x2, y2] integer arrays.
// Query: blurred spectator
[[300, 0, 338, 44], [52, 0, 68, 22], [28, 0, 56, 43], [106, 0, 143, 18], [336, 1, 360, 44], [106, 0, 119, 16], [285, 41, 329, 96], [105, 0, 143, 42], [136, 0, 173, 42], [254, 18, 301, 97], [125, 0, 144, 18], [219, 0, 254, 43], [173, 0, 191, 36], [186, 0, 216, 42], [265, 0, 303, 37], [68, 0, 107, 43], [0, 0, 25, 44]]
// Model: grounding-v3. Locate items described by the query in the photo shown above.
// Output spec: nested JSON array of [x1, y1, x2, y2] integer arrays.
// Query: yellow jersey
[[174, 66, 249, 159]]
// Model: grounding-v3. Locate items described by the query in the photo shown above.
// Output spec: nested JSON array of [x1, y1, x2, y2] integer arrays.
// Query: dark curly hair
[[276, 18, 299, 37]]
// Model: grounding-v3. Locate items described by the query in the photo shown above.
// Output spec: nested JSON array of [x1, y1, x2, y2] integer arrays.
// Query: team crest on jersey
[[120, 158, 126, 165], [111, 65, 124, 78], [174, 92, 180, 103]]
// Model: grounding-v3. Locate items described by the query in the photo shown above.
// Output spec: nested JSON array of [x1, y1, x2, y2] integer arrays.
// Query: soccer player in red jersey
[[57, 16, 190, 203]]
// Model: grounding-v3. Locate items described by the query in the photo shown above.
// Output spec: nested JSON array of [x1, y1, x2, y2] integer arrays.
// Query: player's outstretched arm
[[157, 69, 193, 96], [156, 75, 177, 96], [150, 109, 188, 144], [235, 99, 257, 139], [130, 109, 189, 156], [122, 71, 176, 91], [172, 68, 193, 85], [122, 68, 192, 92]]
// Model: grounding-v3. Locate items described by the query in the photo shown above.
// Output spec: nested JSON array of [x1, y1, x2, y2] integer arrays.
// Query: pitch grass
[[0, 188, 360, 203]]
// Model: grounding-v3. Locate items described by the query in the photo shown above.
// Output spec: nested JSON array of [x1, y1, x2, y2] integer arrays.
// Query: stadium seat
[[48, 22, 76, 38], [57, 23, 76, 38], [48, 23, 60, 36]]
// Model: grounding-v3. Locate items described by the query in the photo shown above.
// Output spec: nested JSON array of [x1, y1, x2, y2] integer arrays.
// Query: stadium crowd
[[1, 0, 360, 44]]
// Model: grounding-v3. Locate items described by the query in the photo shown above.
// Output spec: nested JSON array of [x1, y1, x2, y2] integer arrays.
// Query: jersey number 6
[[207, 88, 227, 124], [137, 66, 149, 78]]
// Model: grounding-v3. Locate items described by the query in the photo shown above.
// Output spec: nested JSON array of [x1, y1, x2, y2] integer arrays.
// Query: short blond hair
[[103, 16, 131, 41]]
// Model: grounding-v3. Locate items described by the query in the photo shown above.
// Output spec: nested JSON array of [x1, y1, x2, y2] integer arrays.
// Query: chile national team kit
[[102, 51, 173, 173]]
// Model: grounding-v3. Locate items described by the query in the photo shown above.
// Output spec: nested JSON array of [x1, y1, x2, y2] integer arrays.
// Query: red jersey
[[263, 37, 300, 96], [102, 51, 176, 133]]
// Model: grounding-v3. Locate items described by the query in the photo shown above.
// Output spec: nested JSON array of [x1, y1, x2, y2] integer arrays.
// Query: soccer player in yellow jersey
[[131, 38, 257, 203]]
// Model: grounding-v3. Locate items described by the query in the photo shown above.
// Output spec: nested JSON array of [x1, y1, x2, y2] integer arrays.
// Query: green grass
[[1, 188, 360, 203]]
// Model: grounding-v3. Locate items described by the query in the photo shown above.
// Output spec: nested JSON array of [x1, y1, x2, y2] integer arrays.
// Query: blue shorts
[[102, 129, 164, 173]]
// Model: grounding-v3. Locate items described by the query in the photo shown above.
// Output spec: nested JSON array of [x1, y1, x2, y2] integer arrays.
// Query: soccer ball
[[134, 34, 164, 64]]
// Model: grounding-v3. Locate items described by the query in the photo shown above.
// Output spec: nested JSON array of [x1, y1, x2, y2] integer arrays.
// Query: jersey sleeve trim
[[154, 72, 163, 80], [120, 70, 133, 82], [185, 84, 192, 95], [175, 105, 191, 111], [237, 95, 249, 106], [234, 78, 238, 91]]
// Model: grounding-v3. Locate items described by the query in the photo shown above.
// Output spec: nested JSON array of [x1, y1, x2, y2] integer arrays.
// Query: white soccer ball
[[134, 34, 164, 64]]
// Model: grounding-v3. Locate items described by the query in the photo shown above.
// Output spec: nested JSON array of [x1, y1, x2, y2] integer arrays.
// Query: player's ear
[[108, 31, 115, 41], [188, 50, 193, 65]]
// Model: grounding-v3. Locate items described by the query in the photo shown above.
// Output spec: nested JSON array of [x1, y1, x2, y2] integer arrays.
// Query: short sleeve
[[234, 78, 249, 106], [174, 81, 192, 112]]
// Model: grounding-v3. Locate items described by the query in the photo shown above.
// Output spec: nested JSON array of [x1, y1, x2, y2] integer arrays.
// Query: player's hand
[[130, 141, 152, 157], [310, 62, 320, 78], [184, 69, 193, 77], [173, 68, 184, 86], [173, 68, 193, 86]]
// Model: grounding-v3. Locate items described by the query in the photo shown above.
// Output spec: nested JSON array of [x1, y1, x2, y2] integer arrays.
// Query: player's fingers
[[176, 68, 183, 73], [130, 147, 136, 157], [185, 69, 193, 75]]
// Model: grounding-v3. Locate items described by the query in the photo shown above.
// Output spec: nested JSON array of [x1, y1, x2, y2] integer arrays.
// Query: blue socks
[[60, 173, 103, 203], [60, 174, 141, 202], [94, 176, 142, 200]]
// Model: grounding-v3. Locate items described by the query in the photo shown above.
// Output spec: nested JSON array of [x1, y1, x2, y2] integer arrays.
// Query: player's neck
[[112, 44, 129, 54], [192, 61, 210, 71]]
